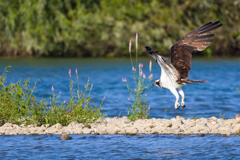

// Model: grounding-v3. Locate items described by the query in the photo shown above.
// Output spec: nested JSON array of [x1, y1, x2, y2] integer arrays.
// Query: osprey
[[145, 21, 222, 109]]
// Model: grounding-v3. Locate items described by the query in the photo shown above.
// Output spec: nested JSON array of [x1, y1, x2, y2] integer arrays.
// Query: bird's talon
[[175, 103, 180, 109], [182, 103, 185, 108]]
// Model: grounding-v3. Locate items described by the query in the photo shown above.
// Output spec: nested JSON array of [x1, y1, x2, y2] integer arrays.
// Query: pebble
[[0, 116, 240, 136], [61, 134, 72, 140]]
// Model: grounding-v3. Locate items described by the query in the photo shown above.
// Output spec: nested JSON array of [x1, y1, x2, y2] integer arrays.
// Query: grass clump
[[235, 129, 240, 136], [0, 66, 105, 126], [122, 33, 153, 121], [219, 113, 227, 120]]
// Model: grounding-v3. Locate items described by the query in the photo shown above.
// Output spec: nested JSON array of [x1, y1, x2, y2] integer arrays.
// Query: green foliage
[[235, 129, 240, 136], [0, 0, 240, 57], [123, 34, 153, 121], [0, 66, 105, 126], [219, 113, 227, 120]]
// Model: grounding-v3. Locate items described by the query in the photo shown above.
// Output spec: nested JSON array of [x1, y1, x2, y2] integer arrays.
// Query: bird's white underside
[[157, 57, 185, 109]]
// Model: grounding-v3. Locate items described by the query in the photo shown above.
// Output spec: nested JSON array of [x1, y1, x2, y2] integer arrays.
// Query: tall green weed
[[0, 66, 105, 126], [122, 34, 153, 121]]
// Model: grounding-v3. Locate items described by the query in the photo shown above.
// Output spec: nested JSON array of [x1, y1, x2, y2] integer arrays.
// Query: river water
[[0, 134, 240, 159], [0, 57, 240, 159]]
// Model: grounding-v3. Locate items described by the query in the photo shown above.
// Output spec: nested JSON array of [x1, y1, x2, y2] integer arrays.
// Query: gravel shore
[[1, 116, 240, 136]]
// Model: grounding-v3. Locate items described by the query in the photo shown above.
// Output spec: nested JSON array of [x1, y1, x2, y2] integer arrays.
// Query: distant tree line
[[0, 0, 240, 57]]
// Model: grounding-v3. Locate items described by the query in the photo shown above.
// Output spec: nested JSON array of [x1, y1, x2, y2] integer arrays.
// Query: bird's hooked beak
[[152, 80, 161, 87]]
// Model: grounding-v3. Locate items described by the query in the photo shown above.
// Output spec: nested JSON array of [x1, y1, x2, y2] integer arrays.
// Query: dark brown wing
[[171, 20, 222, 78]]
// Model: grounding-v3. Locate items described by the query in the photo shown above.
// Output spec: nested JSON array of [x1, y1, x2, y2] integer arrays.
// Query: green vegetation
[[0, 66, 105, 126], [122, 34, 153, 121], [219, 113, 227, 120], [0, 0, 240, 57], [235, 129, 240, 136]]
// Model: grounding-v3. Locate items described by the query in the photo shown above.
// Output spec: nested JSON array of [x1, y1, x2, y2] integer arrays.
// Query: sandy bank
[[0, 116, 240, 136]]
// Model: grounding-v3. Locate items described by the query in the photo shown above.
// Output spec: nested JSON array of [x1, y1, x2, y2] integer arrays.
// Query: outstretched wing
[[145, 46, 180, 82], [155, 52, 181, 82], [171, 21, 222, 78]]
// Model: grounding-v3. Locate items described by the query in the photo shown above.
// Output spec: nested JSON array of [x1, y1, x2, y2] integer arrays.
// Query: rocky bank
[[0, 116, 240, 136]]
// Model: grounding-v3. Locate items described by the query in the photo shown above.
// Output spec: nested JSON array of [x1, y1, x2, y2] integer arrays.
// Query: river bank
[[0, 116, 240, 136]]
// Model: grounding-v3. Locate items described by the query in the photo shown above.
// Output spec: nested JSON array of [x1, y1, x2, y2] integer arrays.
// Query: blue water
[[0, 134, 240, 159], [0, 58, 240, 159], [0, 58, 239, 119]]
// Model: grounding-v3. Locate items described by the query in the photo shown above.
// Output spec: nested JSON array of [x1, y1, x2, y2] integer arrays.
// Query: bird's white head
[[153, 79, 161, 88]]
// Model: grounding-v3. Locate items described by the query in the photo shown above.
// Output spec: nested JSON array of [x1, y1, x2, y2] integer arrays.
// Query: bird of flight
[[145, 21, 222, 109]]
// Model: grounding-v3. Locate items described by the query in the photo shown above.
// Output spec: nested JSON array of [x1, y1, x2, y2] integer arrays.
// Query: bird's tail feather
[[190, 80, 207, 83], [178, 78, 207, 84]]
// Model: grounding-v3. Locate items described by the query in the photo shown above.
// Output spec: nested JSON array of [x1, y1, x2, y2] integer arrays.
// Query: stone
[[183, 120, 196, 127], [143, 124, 155, 129], [21, 128, 29, 133], [209, 116, 218, 121], [125, 127, 138, 135], [235, 119, 240, 123], [152, 118, 157, 122], [199, 118, 208, 123], [45, 124, 50, 128], [218, 127, 230, 133], [137, 127, 145, 134], [4, 127, 13, 130], [99, 130, 108, 135], [2, 117, 240, 135], [61, 134, 72, 140], [176, 116, 185, 120], [29, 127, 38, 134], [0, 127, 5, 134], [2, 123, 13, 127], [73, 128, 83, 134], [83, 128, 91, 134], [68, 121, 78, 127], [190, 126, 201, 133], [52, 123, 63, 129], [62, 127, 74, 134], [172, 120, 183, 128], [124, 119, 131, 124], [27, 124, 34, 128], [9, 130, 17, 135], [17, 129, 25, 135], [196, 123, 208, 128], [162, 121, 172, 128], [83, 124, 91, 129], [210, 128, 219, 134], [104, 118, 112, 123], [38, 127, 46, 134], [122, 116, 128, 119]]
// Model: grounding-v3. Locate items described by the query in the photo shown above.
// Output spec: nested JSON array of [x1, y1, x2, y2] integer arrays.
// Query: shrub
[[0, 66, 105, 126], [0, 0, 240, 57]]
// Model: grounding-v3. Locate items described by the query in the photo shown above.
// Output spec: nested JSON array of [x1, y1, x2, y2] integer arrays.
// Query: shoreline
[[0, 116, 240, 136]]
